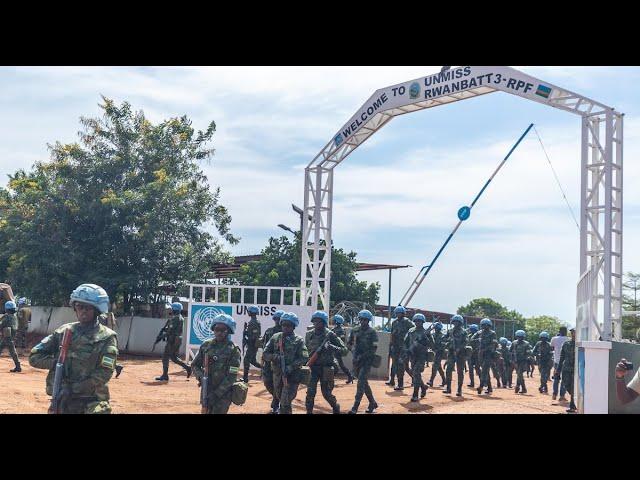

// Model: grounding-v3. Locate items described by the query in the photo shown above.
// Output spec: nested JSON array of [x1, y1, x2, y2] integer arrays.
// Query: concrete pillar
[[577, 341, 611, 414]]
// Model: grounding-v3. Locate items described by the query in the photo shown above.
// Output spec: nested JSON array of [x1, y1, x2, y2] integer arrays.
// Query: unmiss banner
[[185, 303, 315, 360]]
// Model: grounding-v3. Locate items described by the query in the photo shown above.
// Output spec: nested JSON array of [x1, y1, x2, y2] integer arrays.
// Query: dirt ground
[[0, 351, 574, 414]]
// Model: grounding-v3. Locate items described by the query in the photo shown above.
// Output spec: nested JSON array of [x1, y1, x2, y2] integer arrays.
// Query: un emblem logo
[[193, 307, 226, 342]]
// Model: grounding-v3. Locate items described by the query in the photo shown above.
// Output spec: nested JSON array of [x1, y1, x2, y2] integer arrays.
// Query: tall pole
[[388, 268, 392, 329]]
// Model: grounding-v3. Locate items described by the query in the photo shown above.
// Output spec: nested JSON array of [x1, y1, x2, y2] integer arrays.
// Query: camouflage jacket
[[347, 325, 378, 365], [262, 324, 282, 350], [29, 321, 118, 401], [244, 318, 261, 348], [263, 332, 308, 375], [305, 327, 348, 366], [474, 329, 498, 358], [17, 307, 31, 329], [431, 330, 446, 354], [192, 339, 241, 398], [532, 340, 553, 363], [332, 324, 347, 343], [404, 326, 432, 361], [444, 327, 468, 356], [467, 331, 480, 355], [499, 344, 513, 365], [0, 313, 17, 338], [390, 317, 415, 352], [163, 314, 184, 340], [510, 339, 532, 362], [558, 340, 575, 374]]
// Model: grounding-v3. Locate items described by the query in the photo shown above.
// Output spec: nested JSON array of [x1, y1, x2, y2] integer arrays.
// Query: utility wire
[[532, 126, 580, 231]]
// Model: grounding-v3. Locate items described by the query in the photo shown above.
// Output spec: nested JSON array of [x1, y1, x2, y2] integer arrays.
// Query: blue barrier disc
[[458, 206, 471, 221]]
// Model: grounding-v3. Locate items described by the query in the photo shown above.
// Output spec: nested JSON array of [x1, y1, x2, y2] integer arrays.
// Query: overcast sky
[[1, 66, 638, 324]]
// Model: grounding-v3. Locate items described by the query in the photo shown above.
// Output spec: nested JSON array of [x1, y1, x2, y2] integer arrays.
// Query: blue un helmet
[[451, 314, 464, 325], [311, 310, 329, 326], [499, 337, 508, 345], [273, 309, 285, 320], [434, 321, 443, 330], [17, 297, 26, 306], [171, 302, 183, 312], [358, 309, 373, 322], [70, 284, 110, 314], [394, 305, 406, 316], [515, 330, 526, 338], [4, 300, 16, 311], [412, 313, 426, 323], [468, 323, 478, 333], [480, 318, 492, 328], [539, 331, 550, 340], [211, 313, 237, 334], [248, 305, 259, 315], [333, 314, 345, 325], [280, 312, 299, 328]]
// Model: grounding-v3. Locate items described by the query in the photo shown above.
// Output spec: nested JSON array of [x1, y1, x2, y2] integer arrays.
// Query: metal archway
[[300, 66, 623, 342]]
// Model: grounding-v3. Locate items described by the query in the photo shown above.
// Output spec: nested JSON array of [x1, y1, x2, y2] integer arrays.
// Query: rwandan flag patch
[[101, 356, 115, 369], [229, 366, 239, 374], [536, 84, 552, 98]]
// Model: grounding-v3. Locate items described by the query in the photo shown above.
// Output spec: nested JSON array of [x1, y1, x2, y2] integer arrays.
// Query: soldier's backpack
[[231, 381, 248, 405]]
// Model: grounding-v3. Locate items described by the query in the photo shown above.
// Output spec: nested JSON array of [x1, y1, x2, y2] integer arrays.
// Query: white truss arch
[[301, 66, 623, 342]]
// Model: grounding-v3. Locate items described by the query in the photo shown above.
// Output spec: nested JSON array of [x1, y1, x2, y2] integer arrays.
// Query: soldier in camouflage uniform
[[347, 309, 379, 414], [498, 337, 513, 388], [0, 301, 21, 372], [262, 312, 308, 414], [192, 313, 241, 414], [305, 311, 347, 414], [242, 305, 262, 383], [29, 284, 118, 414], [404, 313, 431, 402], [15, 297, 31, 352], [510, 329, 532, 394], [331, 315, 354, 384], [443, 315, 467, 397], [532, 331, 553, 393], [428, 321, 446, 387], [557, 327, 577, 412], [386, 305, 414, 391], [261, 309, 283, 413], [466, 323, 481, 387], [155, 302, 192, 381], [474, 318, 498, 394]]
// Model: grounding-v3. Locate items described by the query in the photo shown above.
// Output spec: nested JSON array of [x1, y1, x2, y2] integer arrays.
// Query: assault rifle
[[307, 336, 331, 368], [200, 353, 210, 414], [279, 335, 288, 388], [151, 325, 168, 353], [49, 328, 72, 414], [242, 322, 248, 356]]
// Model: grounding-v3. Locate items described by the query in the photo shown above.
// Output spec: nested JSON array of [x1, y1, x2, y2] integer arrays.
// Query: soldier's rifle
[[200, 353, 210, 414], [279, 335, 288, 388], [242, 322, 248, 356], [48, 328, 72, 414], [307, 335, 332, 368], [151, 324, 168, 353]]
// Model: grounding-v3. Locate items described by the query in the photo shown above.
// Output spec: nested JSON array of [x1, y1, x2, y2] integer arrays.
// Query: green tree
[[231, 234, 380, 308], [524, 315, 567, 344], [457, 297, 526, 333], [622, 271, 640, 340], [0, 97, 237, 309]]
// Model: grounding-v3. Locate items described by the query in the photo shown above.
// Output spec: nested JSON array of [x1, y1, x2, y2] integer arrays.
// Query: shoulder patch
[[105, 345, 119, 355], [229, 366, 239, 374], [101, 355, 116, 369]]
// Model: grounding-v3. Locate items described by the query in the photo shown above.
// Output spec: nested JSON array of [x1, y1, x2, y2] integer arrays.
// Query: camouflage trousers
[[445, 355, 466, 391], [478, 356, 495, 389], [411, 359, 427, 395], [501, 362, 513, 387], [0, 338, 20, 368], [15, 327, 27, 349], [333, 355, 351, 377], [243, 346, 262, 379], [305, 365, 338, 411], [204, 391, 233, 415], [491, 361, 502, 386], [429, 351, 446, 384], [389, 351, 406, 386], [162, 338, 190, 376], [273, 371, 299, 414], [467, 354, 481, 386], [539, 363, 551, 388], [515, 361, 528, 389], [353, 362, 376, 409], [262, 364, 279, 410], [561, 369, 574, 396], [59, 397, 112, 414]]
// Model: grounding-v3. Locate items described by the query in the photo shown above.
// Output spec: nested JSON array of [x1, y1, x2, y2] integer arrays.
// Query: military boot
[[10, 365, 21, 373], [456, 385, 463, 397], [427, 380, 434, 387], [186, 365, 192, 379], [442, 381, 452, 394], [155, 374, 169, 381], [365, 401, 378, 413], [332, 403, 341, 414], [486, 386, 493, 394], [521, 385, 528, 394], [515, 383, 520, 393], [420, 384, 428, 398], [115, 365, 124, 378], [411, 386, 420, 402], [346, 373, 354, 384]]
